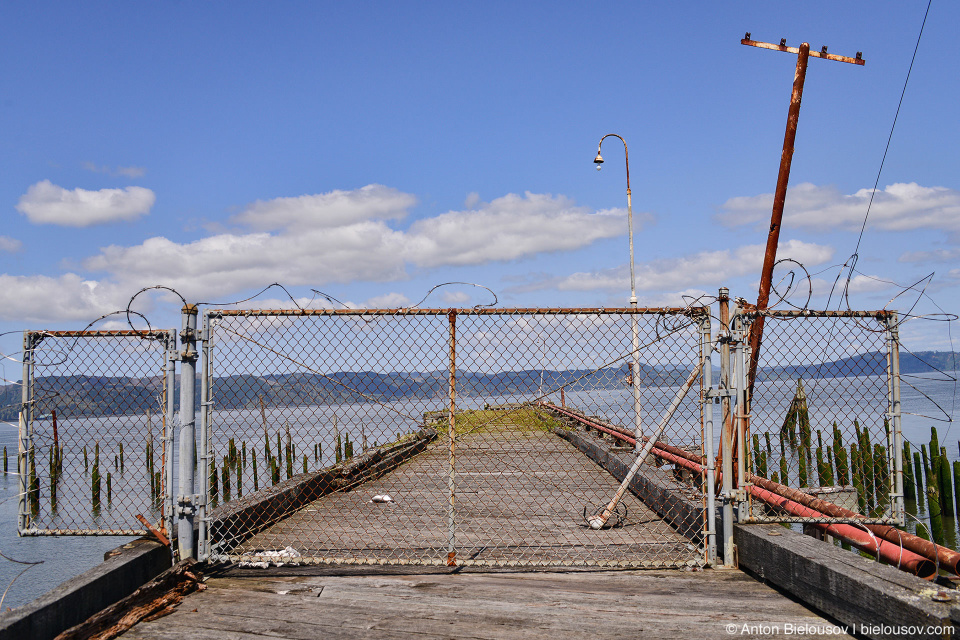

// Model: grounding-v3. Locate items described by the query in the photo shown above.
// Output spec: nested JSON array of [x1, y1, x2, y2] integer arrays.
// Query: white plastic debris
[[237, 546, 302, 568], [369, 494, 396, 504]]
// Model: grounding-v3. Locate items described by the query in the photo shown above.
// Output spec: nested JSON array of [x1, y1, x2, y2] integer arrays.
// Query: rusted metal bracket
[[136, 514, 171, 547], [742, 34, 864, 65]]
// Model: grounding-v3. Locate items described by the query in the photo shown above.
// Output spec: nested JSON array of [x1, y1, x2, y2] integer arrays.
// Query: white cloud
[[83, 223, 410, 300], [0, 274, 128, 322], [1, 185, 629, 323], [717, 182, 960, 232], [231, 184, 414, 231], [0, 236, 22, 253], [82, 162, 147, 178], [16, 180, 155, 226], [558, 239, 834, 292], [362, 292, 413, 309], [899, 248, 960, 263], [403, 192, 628, 267], [80, 187, 624, 301], [440, 291, 471, 304]]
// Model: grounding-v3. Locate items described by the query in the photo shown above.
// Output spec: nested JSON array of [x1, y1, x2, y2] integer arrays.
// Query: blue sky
[[1, 1, 958, 365]]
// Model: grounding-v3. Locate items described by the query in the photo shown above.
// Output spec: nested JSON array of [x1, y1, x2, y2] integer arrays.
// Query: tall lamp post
[[594, 134, 642, 448]]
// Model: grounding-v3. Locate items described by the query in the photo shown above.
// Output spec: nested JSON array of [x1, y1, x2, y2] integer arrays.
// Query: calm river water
[[0, 371, 956, 610]]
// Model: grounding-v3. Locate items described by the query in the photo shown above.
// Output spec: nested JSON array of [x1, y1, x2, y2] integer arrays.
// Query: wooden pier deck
[[227, 411, 698, 567], [118, 568, 853, 639]]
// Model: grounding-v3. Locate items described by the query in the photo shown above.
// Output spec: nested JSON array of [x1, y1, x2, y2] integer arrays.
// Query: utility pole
[[742, 33, 864, 398]]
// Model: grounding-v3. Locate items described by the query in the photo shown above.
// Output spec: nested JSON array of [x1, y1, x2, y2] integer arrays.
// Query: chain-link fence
[[739, 310, 902, 524], [11, 300, 905, 567], [200, 308, 710, 568], [18, 330, 175, 536]]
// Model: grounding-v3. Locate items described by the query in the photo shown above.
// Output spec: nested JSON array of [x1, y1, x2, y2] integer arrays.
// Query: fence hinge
[[705, 388, 734, 403], [177, 494, 204, 516]]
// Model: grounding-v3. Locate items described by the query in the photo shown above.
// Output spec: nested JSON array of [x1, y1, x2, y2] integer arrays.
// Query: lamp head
[[593, 153, 604, 171]]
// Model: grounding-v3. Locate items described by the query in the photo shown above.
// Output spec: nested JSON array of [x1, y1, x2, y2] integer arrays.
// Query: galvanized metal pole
[[718, 289, 735, 567], [18, 332, 33, 533], [197, 313, 212, 560], [887, 312, 905, 526], [177, 305, 199, 560], [164, 331, 177, 549], [446, 310, 457, 567], [594, 134, 642, 447], [733, 310, 748, 518], [701, 315, 717, 566], [741, 36, 865, 397]]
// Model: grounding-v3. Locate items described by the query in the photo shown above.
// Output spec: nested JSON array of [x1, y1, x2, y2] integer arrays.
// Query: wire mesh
[[741, 310, 901, 524], [18, 330, 175, 535], [201, 308, 709, 568]]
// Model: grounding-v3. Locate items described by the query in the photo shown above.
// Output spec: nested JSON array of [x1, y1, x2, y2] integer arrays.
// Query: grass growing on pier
[[443, 406, 565, 437]]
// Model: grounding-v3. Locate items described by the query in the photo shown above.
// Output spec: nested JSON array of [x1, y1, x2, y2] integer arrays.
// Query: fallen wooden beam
[[53, 560, 203, 640]]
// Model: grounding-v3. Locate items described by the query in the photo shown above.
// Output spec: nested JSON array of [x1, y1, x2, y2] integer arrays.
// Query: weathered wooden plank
[[230, 425, 697, 567], [735, 522, 954, 639], [121, 571, 854, 640], [209, 429, 437, 553]]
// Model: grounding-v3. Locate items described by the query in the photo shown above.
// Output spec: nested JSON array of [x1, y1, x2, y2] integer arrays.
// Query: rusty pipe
[[748, 485, 936, 579], [748, 473, 960, 576], [545, 403, 949, 577]]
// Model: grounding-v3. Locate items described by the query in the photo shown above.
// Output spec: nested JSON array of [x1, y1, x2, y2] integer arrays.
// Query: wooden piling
[[902, 441, 915, 501], [913, 451, 924, 495], [49, 446, 57, 511], [927, 484, 944, 545], [107, 472, 112, 506], [210, 458, 218, 507], [252, 454, 259, 491], [953, 460, 960, 519], [938, 447, 954, 517], [798, 449, 808, 488], [91, 443, 101, 513], [222, 458, 231, 503], [835, 443, 849, 486]]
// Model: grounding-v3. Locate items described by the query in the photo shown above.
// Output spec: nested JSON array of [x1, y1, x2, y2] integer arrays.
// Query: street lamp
[[595, 134, 642, 447]]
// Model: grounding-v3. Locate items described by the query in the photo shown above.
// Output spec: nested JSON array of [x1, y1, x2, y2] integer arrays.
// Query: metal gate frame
[[18, 329, 177, 537], [197, 307, 712, 568], [726, 306, 904, 527]]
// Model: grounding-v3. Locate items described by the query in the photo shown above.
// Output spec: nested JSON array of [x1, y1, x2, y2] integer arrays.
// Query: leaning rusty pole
[[587, 342, 714, 529], [740, 35, 865, 398]]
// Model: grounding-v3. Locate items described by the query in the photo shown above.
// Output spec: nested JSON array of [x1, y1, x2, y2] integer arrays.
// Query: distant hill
[[2, 351, 956, 420], [758, 350, 959, 380]]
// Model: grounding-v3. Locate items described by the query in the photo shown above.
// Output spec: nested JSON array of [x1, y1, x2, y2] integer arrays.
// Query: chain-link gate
[[199, 307, 711, 568], [18, 329, 176, 536], [736, 309, 903, 525]]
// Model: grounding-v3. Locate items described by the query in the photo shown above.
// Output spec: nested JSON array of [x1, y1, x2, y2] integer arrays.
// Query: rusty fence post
[[164, 330, 177, 553], [446, 309, 457, 566], [18, 331, 34, 534], [701, 313, 717, 566], [886, 312, 905, 526], [718, 289, 736, 567]]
